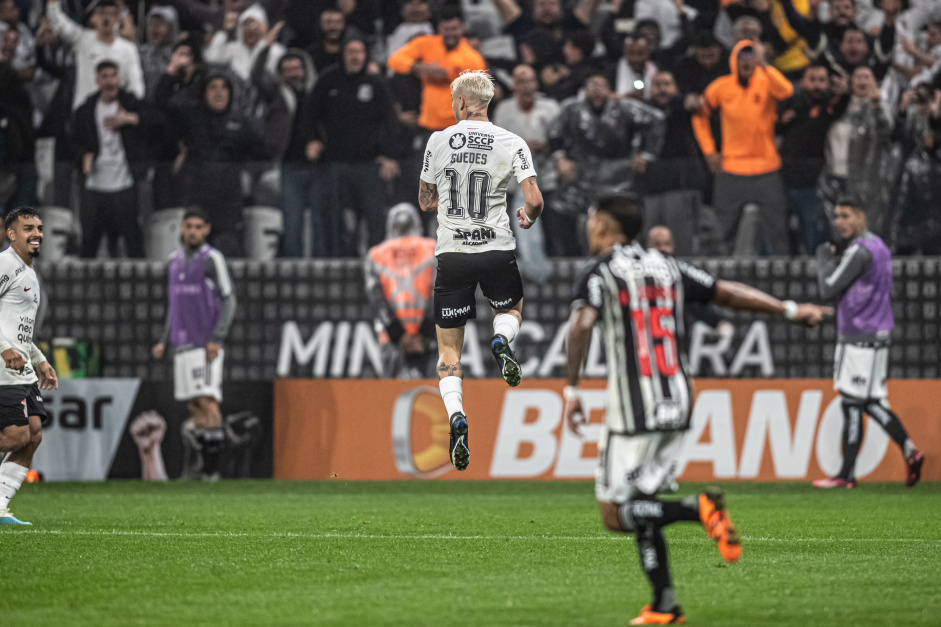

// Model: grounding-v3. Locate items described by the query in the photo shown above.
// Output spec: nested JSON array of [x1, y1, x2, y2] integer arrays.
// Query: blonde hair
[[451, 69, 495, 108]]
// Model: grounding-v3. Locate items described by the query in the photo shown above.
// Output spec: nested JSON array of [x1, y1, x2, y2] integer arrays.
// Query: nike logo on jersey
[[24, 288, 31, 292]]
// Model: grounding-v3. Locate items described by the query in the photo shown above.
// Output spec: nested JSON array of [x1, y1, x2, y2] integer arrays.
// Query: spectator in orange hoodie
[[693, 39, 793, 256], [387, 6, 486, 134]]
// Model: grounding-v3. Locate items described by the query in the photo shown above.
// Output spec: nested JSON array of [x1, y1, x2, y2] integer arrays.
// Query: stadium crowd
[[1, 0, 941, 261]]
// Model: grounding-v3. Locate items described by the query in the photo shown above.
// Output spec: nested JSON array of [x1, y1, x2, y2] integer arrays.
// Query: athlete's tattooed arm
[[418, 180, 439, 212]]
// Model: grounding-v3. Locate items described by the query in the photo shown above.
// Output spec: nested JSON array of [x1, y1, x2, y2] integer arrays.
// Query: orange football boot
[[630, 605, 686, 625], [698, 488, 742, 563]]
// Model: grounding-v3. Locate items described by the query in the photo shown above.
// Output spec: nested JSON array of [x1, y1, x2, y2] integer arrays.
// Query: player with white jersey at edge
[[0, 207, 59, 526], [418, 69, 543, 471], [563, 192, 831, 624]]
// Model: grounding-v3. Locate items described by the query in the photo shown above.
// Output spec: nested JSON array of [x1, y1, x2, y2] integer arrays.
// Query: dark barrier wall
[[38, 257, 941, 381]]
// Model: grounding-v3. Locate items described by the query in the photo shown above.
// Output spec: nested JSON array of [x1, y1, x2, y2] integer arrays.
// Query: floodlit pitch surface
[[2, 481, 939, 626]]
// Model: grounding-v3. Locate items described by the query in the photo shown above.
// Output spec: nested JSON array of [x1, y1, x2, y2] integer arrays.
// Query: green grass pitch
[[2, 481, 940, 626]]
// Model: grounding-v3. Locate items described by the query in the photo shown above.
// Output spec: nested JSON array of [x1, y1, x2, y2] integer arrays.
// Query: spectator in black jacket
[[0, 44, 34, 215], [642, 71, 708, 255], [673, 31, 729, 95], [308, 8, 346, 73], [267, 49, 317, 258], [153, 34, 205, 208], [306, 35, 399, 257], [174, 71, 268, 256], [72, 60, 152, 258], [777, 63, 849, 255]]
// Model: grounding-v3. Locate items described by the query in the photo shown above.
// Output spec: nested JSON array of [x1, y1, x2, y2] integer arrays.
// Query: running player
[[813, 195, 924, 488], [563, 192, 830, 624], [152, 210, 236, 480], [0, 207, 59, 526], [418, 69, 543, 471]]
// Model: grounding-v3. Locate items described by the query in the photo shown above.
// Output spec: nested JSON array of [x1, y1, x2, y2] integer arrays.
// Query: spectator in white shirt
[[203, 3, 285, 81], [494, 63, 560, 278], [386, 0, 433, 61], [46, 0, 144, 109], [610, 35, 658, 100]]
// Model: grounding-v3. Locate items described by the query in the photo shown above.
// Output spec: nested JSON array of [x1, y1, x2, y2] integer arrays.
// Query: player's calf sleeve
[[0, 461, 29, 510], [492, 313, 520, 344], [839, 400, 864, 480], [635, 525, 676, 613], [865, 401, 912, 453], [621, 496, 701, 531], [439, 376, 464, 418]]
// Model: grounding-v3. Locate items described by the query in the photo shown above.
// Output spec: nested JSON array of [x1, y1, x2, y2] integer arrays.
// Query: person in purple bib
[[152, 209, 236, 480], [814, 195, 924, 489]]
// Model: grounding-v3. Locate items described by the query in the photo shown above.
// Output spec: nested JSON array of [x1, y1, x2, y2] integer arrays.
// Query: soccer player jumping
[[564, 193, 831, 624], [813, 196, 924, 488], [418, 70, 543, 471]]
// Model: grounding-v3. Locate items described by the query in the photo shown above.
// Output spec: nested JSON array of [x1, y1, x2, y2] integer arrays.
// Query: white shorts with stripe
[[833, 343, 888, 401], [595, 429, 685, 503], [173, 347, 224, 402]]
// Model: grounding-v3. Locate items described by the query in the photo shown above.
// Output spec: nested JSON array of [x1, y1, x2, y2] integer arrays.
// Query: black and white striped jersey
[[572, 244, 717, 435]]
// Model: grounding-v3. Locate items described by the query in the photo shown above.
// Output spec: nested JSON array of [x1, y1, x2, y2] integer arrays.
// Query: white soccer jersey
[[420, 120, 537, 255], [0, 247, 45, 386]]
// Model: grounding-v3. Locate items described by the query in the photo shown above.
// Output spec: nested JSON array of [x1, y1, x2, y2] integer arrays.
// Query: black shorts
[[434, 250, 524, 329], [0, 383, 47, 430]]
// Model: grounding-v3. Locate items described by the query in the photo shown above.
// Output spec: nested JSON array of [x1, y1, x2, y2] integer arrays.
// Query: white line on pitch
[[8, 529, 941, 543]]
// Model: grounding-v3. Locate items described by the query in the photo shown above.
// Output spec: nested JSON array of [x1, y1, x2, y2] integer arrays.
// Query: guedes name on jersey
[[450, 152, 488, 165]]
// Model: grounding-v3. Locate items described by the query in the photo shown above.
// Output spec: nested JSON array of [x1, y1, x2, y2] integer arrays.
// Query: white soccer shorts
[[595, 429, 685, 504], [173, 347, 224, 402], [833, 343, 888, 401]]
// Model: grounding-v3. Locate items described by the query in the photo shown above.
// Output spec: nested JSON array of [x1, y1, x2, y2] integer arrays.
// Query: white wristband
[[783, 300, 799, 320], [563, 385, 580, 402]]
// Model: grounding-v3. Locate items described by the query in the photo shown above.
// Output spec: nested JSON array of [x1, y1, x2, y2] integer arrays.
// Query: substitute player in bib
[[813, 196, 924, 489], [153, 210, 236, 480], [418, 69, 543, 471], [563, 192, 830, 625], [0, 207, 59, 526]]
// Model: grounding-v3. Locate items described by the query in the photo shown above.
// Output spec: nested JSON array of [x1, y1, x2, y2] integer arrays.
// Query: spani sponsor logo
[[453, 227, 495, 244]]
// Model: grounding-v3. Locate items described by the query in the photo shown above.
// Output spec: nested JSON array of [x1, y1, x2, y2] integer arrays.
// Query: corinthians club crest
[[449, 133, 466, 149]]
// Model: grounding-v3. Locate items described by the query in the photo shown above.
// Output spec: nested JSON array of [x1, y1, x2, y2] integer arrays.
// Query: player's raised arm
[[418, 180, 438, 212], [712, 279, 832, 328]]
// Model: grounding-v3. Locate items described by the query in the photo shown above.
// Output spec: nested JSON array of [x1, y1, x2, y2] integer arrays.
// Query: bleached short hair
[[451, 70, 495, 108]]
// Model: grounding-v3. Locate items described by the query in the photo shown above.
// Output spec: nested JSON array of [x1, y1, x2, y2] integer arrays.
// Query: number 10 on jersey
[[445, 169, 492, 220]]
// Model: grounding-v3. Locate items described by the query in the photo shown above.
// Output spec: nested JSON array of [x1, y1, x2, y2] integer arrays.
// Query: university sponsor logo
[[441, 305, 471, 318], [454, 227, 496, 244], [422, 150, 432, 172], [516, 148, 530, 170], [449, 133, 467, 149], [467, 132, 494, 151]]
